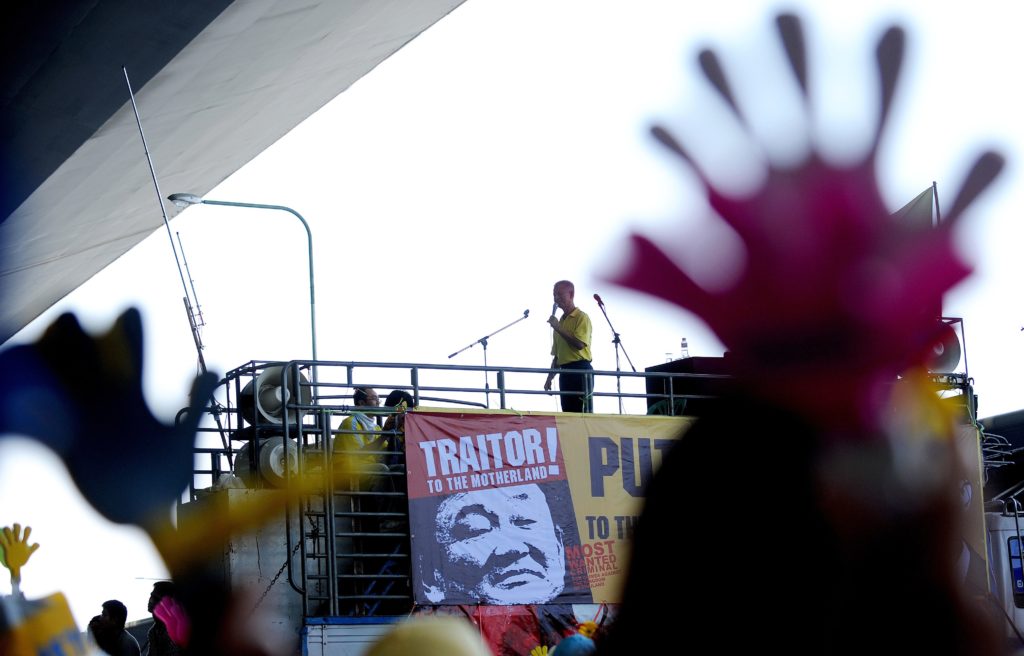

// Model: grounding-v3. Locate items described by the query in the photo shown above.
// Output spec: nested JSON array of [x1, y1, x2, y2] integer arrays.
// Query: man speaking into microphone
[[544, 280, 594, 412]]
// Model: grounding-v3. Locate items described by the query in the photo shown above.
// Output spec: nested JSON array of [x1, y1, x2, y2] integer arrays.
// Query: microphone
[[524, 309, 530, 317], [551, 303, 558, 317], [594, 293, 605, 307]]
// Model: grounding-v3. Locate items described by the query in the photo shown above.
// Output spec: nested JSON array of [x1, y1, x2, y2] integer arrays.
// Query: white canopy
[[0, 0, 465, 343]]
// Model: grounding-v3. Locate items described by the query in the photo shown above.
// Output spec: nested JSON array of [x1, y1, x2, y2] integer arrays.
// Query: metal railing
[[189, 358, 729, 493]]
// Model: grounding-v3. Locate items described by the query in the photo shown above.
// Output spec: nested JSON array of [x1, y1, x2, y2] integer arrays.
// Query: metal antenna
[[177, 231, 206, 331], [176, 231, 209, 377], [123, 67, 193, 327], [124, 67, 230, 463]]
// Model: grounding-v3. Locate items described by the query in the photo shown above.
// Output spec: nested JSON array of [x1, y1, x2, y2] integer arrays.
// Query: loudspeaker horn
[[926, 321, 962, 373], [233, 438, 299, 488], [238, 365, 311, 425]]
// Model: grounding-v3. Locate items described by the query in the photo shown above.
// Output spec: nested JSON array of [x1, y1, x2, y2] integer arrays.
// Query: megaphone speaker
[[238, 365, 312, 425], [233, 438, 299, 488], [926, 321, 962, 373]]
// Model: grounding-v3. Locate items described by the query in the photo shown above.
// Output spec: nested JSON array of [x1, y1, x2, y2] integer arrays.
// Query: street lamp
[[167, 193, 318, 379]]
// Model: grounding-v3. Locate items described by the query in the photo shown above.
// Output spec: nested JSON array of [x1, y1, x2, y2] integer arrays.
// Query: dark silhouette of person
[[382, 389, 415, 469], [145, 581, 183, 656], [599, 395, 1002, 654], [382, 390, 414, 430], [89, 599, 141, 656]]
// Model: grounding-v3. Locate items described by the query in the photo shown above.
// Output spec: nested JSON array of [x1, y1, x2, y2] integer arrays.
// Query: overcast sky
[[2, 0, 1023, 626]]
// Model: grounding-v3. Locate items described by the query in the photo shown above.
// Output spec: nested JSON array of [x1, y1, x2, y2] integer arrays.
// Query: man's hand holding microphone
[[544, 303, 559, 391]]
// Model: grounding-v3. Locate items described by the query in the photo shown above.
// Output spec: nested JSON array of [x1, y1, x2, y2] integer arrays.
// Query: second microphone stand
[[594, 298, 636, 414], [449, 309, 530, 408]]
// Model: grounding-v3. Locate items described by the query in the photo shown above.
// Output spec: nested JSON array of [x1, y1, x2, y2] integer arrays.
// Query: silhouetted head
[[148, 580, 176, 614], [384, 390, 414, 408], [101, 599, 128, 629]]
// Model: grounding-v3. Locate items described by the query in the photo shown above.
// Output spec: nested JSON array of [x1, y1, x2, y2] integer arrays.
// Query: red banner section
[[407, 411, 565, 499]]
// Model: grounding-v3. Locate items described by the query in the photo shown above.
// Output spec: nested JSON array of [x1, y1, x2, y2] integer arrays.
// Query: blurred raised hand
[[610, 14, 1004, 434], [0, 523, 40, 583], [155, 595, 191, 648], [601, 14, 1006, 656], [0, 308, 218, 526]]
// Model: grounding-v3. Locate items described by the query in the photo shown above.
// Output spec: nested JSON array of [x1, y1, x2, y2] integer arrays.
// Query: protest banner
[[406, 409, 691, 604]]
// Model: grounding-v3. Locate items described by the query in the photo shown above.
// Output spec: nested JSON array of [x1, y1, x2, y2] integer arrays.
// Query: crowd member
[[544, 280, 593, 412], [145, 582, 182, 656], [366, 616, 490, 656], [88, 599, 141, 656]]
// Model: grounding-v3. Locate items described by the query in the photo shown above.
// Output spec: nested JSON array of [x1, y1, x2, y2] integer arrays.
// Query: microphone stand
[[449, 309, 530, 408], [595, 298, 636, 414]]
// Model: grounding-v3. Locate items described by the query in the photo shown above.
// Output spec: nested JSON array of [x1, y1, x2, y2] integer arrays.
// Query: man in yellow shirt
[[335, 387, 388, 469], [334, 388, 391, 536], [544, 280, 593, 412]]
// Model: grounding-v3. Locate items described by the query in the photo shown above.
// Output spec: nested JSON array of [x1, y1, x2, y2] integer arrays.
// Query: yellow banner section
[[0, 593, 88, 656], [557, 414, 691, 602]]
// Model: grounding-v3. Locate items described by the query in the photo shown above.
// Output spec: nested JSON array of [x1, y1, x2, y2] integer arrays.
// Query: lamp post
[[167, 193, 318, 380]]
